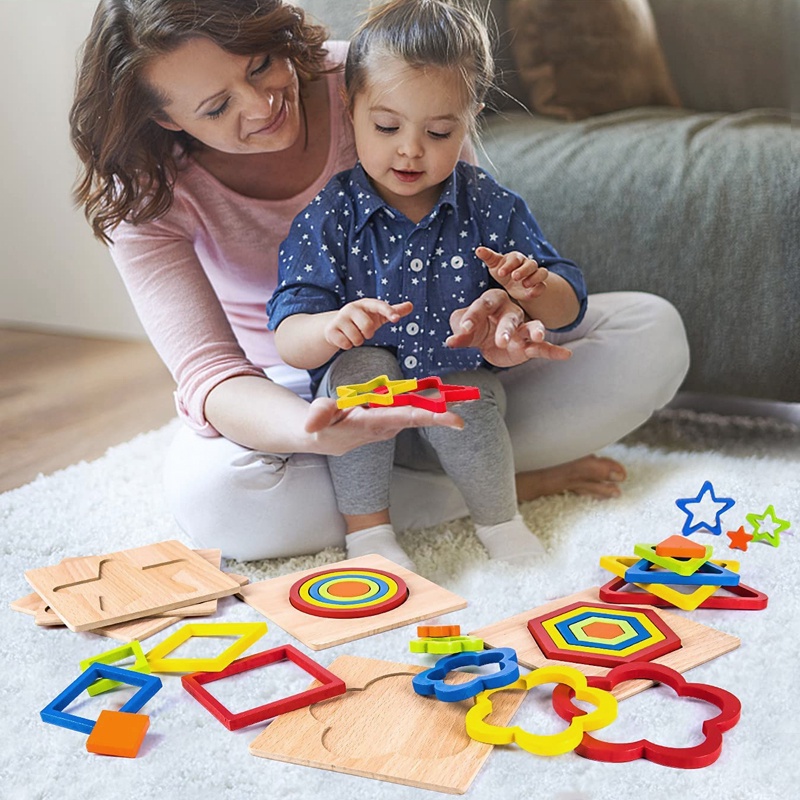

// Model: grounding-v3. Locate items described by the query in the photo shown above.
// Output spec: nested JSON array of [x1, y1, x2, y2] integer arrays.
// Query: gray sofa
[[296, 0, 799, 403]]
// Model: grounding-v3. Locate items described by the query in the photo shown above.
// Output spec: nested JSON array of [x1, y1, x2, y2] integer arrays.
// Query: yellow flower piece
[[335, 374, 418, 409], [465, 665, 617, 756]]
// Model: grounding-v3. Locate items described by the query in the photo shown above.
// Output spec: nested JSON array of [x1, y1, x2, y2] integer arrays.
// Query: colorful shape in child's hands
[[746, 505, 790, 547], [675, 481, 735, 536], [336, 374, 480, 412], [335, 374, 418, 408]]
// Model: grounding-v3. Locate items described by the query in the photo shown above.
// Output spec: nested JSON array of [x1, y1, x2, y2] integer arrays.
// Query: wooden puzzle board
[[239, 555, 467, 650], [470, 587, 740, 700], [24, 540, 242, 632], [249, 654, 526, 794]]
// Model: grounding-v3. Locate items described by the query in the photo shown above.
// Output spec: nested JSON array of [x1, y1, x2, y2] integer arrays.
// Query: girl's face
[[350, 57, 475, 219], [145, 36, 302, 155]]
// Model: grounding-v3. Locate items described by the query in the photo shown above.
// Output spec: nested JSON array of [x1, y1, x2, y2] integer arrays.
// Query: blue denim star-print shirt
[[267, 161, 587, 392]]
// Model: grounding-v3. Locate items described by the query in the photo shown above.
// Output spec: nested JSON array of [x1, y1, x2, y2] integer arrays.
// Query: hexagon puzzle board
[[238, 555, 467, 650], [470, 588, 739, 700], [249, 654, 526, 794], [24, 540, 242, 632]]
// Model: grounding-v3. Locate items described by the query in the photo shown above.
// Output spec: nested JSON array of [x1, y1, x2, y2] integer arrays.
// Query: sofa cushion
[[479, 108, 799, 401], [505, 0, 680, 121]]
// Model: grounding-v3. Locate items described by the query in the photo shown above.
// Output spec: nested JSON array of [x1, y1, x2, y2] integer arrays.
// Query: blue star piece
[[675, 481, 735, 536]]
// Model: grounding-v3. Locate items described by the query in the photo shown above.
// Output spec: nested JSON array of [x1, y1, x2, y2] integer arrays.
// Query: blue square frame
[[41, 663, 162, 734]]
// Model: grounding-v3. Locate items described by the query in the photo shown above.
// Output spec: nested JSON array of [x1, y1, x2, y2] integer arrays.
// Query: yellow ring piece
[[466, 666, 618, 756], [542, 611, 665, 656], [317, 576, 380, 602], [599, 555, 740, 611], [336, 375, 418, 409], [297, 570, 399, 609]]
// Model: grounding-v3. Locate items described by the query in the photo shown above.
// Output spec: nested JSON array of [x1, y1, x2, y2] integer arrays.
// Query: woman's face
[[145, 36, 302, 154]]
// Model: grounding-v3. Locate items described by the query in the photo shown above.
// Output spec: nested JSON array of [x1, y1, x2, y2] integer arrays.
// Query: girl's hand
[[446, 288, 572, 368], [477, 245, 548, 302], [304, 397, 463, 456], [324, 299, 413, 350]]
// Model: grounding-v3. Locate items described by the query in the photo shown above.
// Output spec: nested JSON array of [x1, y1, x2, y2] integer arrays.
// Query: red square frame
[[181, 645, 346, 731]]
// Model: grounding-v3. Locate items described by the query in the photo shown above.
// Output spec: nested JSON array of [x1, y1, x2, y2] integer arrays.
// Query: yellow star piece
[[466, 665, 618, 756], [335, 374, 418, 409]]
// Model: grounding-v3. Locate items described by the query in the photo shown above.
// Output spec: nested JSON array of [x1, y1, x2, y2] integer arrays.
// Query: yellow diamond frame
[[145, 621, 267, 673]]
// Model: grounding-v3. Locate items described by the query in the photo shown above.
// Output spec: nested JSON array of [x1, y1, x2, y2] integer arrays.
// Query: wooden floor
[[0, 328, 176, 493]]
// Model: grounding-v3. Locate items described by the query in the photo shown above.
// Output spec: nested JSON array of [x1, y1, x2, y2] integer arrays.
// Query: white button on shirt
[[410, 258, 424, 272], [450, 255, 464, 269], [406, 322, 420, 335], [403, 355, 418, 370]]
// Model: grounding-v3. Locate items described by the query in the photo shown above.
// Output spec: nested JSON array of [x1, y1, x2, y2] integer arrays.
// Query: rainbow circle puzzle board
[[289, 567, 409, 618], [239, 555, 467, 650]]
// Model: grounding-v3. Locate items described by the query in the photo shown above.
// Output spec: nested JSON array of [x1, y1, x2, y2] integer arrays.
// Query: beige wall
[[0, 1, 145, 338]]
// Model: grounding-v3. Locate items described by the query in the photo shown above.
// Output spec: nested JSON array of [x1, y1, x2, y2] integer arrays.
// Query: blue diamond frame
[[41, 663, 162, 734]]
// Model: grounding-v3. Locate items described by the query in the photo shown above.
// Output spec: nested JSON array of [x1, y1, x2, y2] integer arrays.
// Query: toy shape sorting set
[[31, 542, 750, 786]]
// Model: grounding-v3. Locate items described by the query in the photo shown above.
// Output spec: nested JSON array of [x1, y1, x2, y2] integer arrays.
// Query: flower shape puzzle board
[[470, 588, 740, 700], [24, 540, 242, 632], [238, 555, 466, 650], [249, 654, 526, 794]]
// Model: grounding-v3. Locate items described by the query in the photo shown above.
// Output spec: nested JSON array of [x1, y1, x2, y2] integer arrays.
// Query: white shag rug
[[2, 412, 799, 800]]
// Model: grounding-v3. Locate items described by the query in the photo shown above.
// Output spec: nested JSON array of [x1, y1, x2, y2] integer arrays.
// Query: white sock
[[345, 524, 416, 571], [474, 513, 545, 561]]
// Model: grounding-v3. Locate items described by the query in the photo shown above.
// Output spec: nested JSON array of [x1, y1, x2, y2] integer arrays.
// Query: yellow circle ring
[[542, 608, 665, 657], [298, 570, 400, 609]]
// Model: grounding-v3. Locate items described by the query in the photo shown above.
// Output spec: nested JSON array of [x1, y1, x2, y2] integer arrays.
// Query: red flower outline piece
[[369, 375, 480, 413], [551, 662, 741, 769]]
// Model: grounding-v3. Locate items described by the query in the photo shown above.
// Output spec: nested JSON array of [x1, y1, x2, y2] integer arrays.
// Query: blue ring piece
[[412, 647, 519, 702], [307, 572, 391, 606], [40, 663, 163, 735], [554, 611, 650, 651]]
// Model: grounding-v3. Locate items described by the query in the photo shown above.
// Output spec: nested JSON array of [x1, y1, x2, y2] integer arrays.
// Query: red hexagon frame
[[527, 601, 681, 667]]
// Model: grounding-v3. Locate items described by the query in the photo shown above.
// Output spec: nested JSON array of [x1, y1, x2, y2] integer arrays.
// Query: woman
[[70, 0, 689, 561]]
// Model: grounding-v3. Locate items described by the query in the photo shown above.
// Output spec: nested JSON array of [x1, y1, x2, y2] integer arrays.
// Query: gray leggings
[[319, 347, 518, 526]]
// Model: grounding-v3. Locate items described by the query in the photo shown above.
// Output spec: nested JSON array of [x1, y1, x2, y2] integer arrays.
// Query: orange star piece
[[726, 526, 753, 552]]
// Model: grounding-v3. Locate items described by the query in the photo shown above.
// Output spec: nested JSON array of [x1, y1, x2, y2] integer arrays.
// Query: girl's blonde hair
[[70, 0, 330, 243], [344, 0, 495, 126]]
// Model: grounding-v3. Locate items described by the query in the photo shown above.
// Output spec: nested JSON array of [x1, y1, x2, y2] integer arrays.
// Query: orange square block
[[86, 710, 150, 758]]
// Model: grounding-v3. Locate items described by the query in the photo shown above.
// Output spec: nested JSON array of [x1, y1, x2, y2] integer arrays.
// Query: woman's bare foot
[[515, 455, 626, 501]]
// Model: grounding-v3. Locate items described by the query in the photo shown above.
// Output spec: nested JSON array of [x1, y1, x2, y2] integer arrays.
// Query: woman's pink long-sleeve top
[[109, 43, 356, 436]]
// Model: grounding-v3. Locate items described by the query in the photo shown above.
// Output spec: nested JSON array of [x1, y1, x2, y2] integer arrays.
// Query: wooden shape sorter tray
[[238, 555, 467, 650], [24, 540, 242, 632], [249, 654, 526, 794], [470, 588, 740, 700]]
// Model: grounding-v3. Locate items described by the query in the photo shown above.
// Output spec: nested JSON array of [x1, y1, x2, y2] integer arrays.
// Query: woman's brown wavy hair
[[70, 0, 330, 243]]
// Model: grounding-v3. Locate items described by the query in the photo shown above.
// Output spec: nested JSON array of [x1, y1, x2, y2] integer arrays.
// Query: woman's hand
[[304, 397, 463, 456], [446, 288, 571, 368]]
